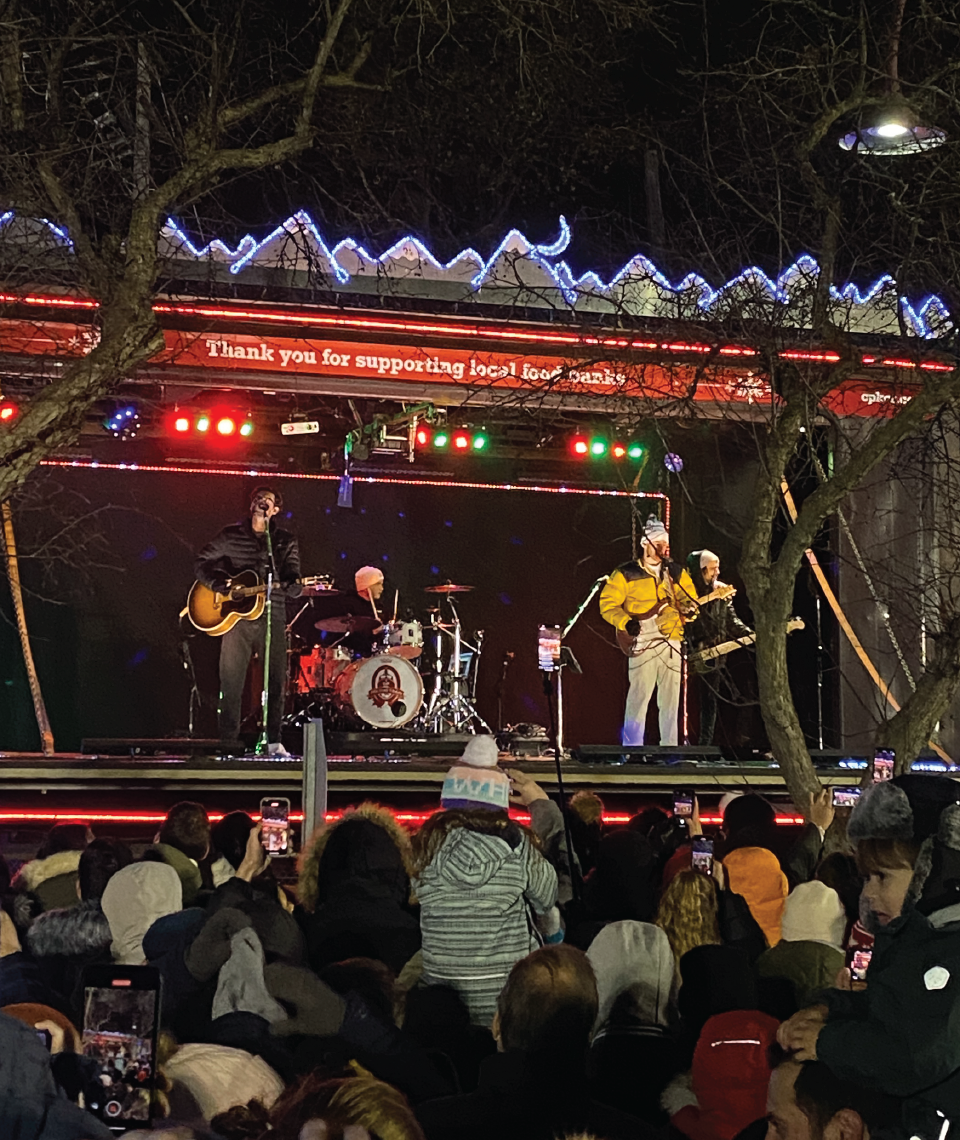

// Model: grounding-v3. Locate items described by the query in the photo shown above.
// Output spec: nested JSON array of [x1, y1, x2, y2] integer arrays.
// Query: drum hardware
[[314, 614, 382, 634], [333, 654, 424, 729], [424, 582, 475, 594], [418, 589, 489, 734]]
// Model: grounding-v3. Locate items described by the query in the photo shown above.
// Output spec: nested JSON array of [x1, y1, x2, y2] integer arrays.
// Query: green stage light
[[627, 442, 645, 460], [240, 421, 255, 437], [433, 431, 449, 448], [589, 438, 608, 457], [472, 432, 488, 450]]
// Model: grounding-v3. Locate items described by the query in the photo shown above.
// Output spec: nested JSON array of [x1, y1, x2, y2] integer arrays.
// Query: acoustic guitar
[[689, 617, 805, 666], [615, 584, 737, 658], [185, 570, 330, 636]]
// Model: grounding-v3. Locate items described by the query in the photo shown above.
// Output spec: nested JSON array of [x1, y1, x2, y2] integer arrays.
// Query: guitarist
[[599, 516, 697, 747], [684, 549, 753, 745], [194, 487, 301, 756]]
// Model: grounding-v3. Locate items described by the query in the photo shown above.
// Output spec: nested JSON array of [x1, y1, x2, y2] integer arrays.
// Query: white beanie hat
[[780, 881, 847, 950], [643, 516, 668, 545], [699, 549, 720, 568], [719, 791, 743, 817], [440, 735, 510, 811], [355, 565, 384, 592]]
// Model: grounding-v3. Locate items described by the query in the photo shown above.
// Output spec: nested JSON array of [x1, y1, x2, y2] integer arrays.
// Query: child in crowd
[[411, 736, 558, 1027]]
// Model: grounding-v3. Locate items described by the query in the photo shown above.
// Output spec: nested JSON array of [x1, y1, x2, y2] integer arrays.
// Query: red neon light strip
[[0, 809, 805, 826], [39, 459, 667, 505]]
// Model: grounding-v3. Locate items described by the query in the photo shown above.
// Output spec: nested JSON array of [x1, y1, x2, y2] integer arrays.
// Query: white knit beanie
[[440, 735, 510, 811], [780, 881, 846, 950], [355, 565, 384, 592]]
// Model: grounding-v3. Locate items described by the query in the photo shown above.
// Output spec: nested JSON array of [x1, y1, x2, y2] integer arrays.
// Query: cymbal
[[424, 583, 475, 594], [314, 615, 381, 634], [301, 584, 341, 596]]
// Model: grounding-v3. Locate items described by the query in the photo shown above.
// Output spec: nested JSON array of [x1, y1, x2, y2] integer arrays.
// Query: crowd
[[1, 733, 959, 1139]]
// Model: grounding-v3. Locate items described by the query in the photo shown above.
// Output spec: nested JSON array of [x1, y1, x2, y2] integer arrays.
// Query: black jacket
[[195, 518, 301, 601], [684, 554, 752, 657]]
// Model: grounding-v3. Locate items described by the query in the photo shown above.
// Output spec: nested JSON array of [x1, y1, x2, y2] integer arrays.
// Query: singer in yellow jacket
[[599, 517, 696, 746]]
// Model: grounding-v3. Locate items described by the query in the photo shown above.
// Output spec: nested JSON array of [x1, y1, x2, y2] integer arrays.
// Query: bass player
[[599, 516, 698, 747], [685, 549, 752, 745], [194, 487, 301, 756]]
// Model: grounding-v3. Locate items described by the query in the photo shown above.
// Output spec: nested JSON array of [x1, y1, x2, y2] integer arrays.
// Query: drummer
[[339, 565, 385, 656]]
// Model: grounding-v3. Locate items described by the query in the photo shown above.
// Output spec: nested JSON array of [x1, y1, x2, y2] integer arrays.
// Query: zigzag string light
[[1, 210, 951, 339]]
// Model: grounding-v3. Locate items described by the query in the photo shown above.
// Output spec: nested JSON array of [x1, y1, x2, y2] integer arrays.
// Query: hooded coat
[[815, 777, 960, 1139], [101, 862, 182, 964], [756, 881, 845, 1011], [11, 851, 82, 914], [722, 846, 788, 947], [586, 921, 682, 1124], [414, 820, 557, 1026], [297, 805, 420, 975], [25, 899, 113, 1025]]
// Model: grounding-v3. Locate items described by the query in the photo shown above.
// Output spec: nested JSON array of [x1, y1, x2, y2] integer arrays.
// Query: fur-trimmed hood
[[297, 802, 413, 913], [11, 850, 81, 892], [26, 898, 112, 959]]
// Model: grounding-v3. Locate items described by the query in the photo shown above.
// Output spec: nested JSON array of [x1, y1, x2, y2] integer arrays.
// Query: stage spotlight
[[103, 403, 141, 439], [433, 431, 449, 449], [472, 431, 488, 451], [589, 437, 608, 457], [216, 416, 236, 436], [453, 430, 470, 450], [239, 420, 255, 438], [196, 416, 210, 433], [611, 442, 627, 459], [571, 436, 589, 456], [174, 415, 190, 433], [416, 427, 430, 446], [627, 442, 645, 460], [0, 401, 18, 423], [664, 452, 684, 473]]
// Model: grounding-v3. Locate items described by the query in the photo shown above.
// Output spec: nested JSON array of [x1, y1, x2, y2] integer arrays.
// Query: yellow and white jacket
[[599, 560, 697, 642]]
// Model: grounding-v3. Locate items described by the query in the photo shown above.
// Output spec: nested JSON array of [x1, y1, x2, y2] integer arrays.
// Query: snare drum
[[383, 619, 423, 660], [333, 654, 424, 728], [298, 646, 352, 691]]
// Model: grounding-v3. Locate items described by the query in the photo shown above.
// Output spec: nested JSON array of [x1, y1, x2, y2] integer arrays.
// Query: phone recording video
[[35, 1028, 52, 1050], [81, 965, 161, 1130], [832, 787, 861, 808], [537, 625, 562, 672], [673, 793, 694, 823], [873, 750, 895, 783], [260, 797, 291, 855], [848, 948, 872, 982], [692, 837, 714, 875]]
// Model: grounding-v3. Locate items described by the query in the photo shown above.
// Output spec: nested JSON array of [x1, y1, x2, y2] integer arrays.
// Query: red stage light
[[416, 427, 430, 446], [174, 416, 190, 433], [0, 401, 18, 422], [611, 443, 627, 459], [216, 416, 236, 435], [453, 431, 470, 450], [572, 436, 589, 456]]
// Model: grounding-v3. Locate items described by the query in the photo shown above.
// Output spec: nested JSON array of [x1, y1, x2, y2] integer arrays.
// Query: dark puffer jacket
[[25, 899, 112, 1024], [297, 805, 421, 975], [194, 518, 301, 602]]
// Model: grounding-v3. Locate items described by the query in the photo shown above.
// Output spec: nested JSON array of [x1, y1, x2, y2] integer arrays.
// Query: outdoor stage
[[0, 734, 870, 833]]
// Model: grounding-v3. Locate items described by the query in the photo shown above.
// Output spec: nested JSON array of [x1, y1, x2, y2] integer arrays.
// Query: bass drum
[[333, 654, 424, 729]]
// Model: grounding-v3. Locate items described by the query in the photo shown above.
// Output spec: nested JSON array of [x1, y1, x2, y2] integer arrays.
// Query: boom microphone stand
[[254, 510, 275, 757]]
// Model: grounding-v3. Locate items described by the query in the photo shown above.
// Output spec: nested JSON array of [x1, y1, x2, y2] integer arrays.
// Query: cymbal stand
[[423, 596, 490, 734]]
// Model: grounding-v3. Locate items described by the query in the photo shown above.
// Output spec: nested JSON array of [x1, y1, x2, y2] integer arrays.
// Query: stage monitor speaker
[[573, 744, 722, 766]]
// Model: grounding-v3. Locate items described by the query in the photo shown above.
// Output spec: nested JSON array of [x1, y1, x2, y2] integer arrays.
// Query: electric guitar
[[615, 584, 737, 658], [185, 569, 331, 636], [689, 617, 805, 666]]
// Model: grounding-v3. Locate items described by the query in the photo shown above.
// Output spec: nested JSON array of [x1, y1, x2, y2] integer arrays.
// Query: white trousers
[[623, 638, 682, 746]]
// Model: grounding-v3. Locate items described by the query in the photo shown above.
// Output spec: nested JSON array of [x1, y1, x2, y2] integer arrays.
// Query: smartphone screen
[[832, 787, 861, 808], [537, 625, 561, 672], [261, 797, 290, 855], [848, 948, 872, 981], [36, 1028, 52, 1050], [692, 837, 714, 875], [82, 965, 160, 1129], [873, 750, 895, 783], [674, 794, 693, 822]]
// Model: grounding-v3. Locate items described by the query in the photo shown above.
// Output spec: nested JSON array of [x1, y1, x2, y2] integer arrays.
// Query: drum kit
[[286, 582, 489, 734]]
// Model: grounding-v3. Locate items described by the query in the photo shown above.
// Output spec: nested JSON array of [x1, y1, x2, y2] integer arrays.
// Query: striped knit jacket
[[414, 823, 558, 1027]]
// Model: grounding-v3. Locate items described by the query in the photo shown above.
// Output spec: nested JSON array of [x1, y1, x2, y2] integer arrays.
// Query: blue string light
[[1, 210, 952, 339]]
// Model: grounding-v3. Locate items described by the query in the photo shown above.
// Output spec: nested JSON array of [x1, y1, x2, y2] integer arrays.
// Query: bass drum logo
[[368, 663, 404, 708]]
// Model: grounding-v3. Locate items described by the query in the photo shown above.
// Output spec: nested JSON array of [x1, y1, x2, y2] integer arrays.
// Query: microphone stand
[[558, 576, 607, 756], [255, 510, 276, 756]]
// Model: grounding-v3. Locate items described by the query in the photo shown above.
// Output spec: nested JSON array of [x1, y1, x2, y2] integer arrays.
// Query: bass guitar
[[689, 617, 805, 666], [185, 570, 331, 636], [615, 584, 737, 658]]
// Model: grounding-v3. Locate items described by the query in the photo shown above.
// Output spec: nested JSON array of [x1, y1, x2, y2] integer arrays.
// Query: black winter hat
[[848, 775, 960, 846]]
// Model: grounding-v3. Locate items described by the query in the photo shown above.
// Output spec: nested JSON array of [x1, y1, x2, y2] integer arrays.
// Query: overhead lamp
[[103, 403, 141, 439], [840, 96, 946, 155]]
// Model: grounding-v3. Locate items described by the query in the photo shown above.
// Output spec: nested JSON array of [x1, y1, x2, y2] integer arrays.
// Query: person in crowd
[[11, 822, 93, 912], [507, 769, 582, 905], [814, 852, 862, 938], [663, 1007, 780, 1140], [778, 775, 960, 1139], [102, 861, 183, 964], [211, 812, 257, 872], [676, 944, 762, 1066], [411, 736, 558, 1027], [568, 830, 657, 948], [766, 1057, 903, 1140], [26, 838, 133, 1024], [159, 1038, 286, 1125], [586, 920, 681, 1125], [756, 881, 846, 1013], [403, 983, 496, 1096], [784, 790, 836, 888], [721, 794, 789, 946], [567, 790, 605, 875], [656, 868, 722, 968], [297, 804, 421, 976], [0, 909, 49, 1007], [415, 944, 658, 1140], [146, 801, 235, 906]]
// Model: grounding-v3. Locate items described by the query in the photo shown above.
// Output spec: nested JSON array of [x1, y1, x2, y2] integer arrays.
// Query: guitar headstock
[[787, 617, 805, 632]]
